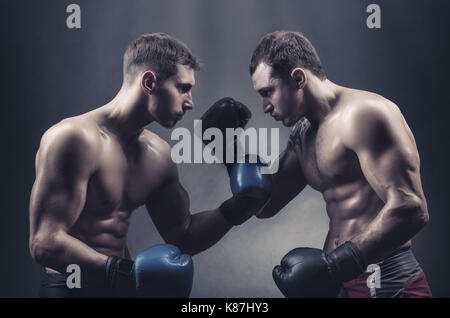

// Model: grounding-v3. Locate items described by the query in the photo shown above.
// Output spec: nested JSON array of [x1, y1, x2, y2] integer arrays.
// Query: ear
[[141, 70, 157, 94], [290, 68, 307, 89]]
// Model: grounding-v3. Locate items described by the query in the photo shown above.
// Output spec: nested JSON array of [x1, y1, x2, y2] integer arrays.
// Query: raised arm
[[146, 147, 304, 255], [145, 158, 233, 256], [29, 123, 107, 282], [257, 146, 307, 219]]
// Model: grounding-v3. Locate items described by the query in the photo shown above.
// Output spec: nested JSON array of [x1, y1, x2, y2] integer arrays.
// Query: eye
[[260, 88, 273, 98], [178, 84, 192, 94]]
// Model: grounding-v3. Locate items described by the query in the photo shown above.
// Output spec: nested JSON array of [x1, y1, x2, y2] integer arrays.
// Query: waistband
[[376, 247, 422, 280]]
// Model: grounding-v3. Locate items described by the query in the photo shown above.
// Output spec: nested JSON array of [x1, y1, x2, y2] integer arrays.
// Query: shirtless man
[[29, 33, 271, 298], [249, 31, 432, 298]]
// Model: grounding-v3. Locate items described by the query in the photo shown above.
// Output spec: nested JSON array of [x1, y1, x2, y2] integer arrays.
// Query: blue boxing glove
[[105, 244, 193, 298], [219, 155, 273, 225], [134, 244, 193, 297], [229, 155, 273, 196], [199, 98, 272, 225]]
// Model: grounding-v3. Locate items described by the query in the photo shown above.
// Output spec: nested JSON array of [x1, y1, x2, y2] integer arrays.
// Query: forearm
[[257, 181, 305, 219], [30, 230, 108, 283], [174, 208, 233, 256], [257, 150, 306, 219], [351, 198, 429, 264]]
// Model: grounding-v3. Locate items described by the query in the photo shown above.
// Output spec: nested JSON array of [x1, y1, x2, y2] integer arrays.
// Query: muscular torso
[[44, 115, 167, 271], [290, 91, 415, 254]]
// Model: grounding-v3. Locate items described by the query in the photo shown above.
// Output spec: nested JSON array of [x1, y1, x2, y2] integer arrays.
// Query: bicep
[[357, 144, 419, 203], [258, 147, 307, 218], [30, 128, 95, 237], [30, 168, 89, 233], [346, 105, 423, 204]]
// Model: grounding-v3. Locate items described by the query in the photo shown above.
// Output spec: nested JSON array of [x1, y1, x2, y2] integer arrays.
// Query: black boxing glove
[[200, 98, 272, 225], [104, 256, 136, 297], [272, 241, 366, 298], [200, 97, 252, 174]]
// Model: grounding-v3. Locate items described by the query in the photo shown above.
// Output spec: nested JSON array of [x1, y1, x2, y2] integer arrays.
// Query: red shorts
[[339, 271, 432, 298], [338, 248, 432, 298]]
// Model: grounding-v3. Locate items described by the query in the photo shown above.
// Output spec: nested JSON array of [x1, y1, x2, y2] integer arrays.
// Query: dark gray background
[[1, 0, 449, 297]]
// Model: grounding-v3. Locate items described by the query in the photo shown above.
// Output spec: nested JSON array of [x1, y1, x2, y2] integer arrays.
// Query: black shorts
[[38, 272, 135, 298]]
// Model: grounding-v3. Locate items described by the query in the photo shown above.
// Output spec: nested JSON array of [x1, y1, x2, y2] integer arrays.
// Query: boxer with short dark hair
[[250, 30, 431, 298], [30, 33, 271, 298]]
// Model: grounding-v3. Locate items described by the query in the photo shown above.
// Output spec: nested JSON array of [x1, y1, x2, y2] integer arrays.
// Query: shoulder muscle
[[36, 119, 100, 178]]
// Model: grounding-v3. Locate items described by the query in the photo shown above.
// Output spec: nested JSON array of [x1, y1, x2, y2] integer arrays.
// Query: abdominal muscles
[[69, 208, 131, 257], [322, 180, 384, 252]]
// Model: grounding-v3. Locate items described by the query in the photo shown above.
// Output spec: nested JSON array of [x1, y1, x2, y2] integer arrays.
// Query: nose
[[183, 95, 194, 112], [183, 103, 193, 112], [263, 101, 273, 114]]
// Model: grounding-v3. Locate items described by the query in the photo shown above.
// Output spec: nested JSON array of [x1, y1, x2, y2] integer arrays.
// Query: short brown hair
[[123, 33, 201, 84], [250, 31, 326, 81]]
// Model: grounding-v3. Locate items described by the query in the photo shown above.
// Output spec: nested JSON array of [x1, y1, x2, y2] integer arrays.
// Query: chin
[[166, 121, 177, 128], [283, 118, 296, 127], [158, 119, 176, 128]]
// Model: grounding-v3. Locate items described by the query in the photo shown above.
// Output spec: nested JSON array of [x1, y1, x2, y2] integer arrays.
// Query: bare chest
[[291, 118, 362, 191], [84, 135, 163, 214]]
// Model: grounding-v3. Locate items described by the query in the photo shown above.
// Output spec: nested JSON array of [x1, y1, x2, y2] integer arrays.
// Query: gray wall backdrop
[[1, 0, 449, 297]]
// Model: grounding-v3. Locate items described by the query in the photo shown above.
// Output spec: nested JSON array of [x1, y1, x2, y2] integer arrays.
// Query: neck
[[96, 83, 153, 141], [304, 78, 341, 127]]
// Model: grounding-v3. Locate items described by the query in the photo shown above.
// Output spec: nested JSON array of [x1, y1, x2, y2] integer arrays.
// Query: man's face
[[252, 63, 304, 127], [152, 64, 195, 128]]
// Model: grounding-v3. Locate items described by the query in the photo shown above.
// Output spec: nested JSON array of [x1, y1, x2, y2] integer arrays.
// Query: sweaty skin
[[253, 63, 428, 265], [29, 65, 232, 284]]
